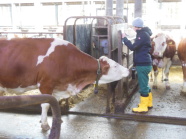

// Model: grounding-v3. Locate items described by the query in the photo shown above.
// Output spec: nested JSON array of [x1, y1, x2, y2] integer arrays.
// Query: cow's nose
[[153, 51, 159, 56]]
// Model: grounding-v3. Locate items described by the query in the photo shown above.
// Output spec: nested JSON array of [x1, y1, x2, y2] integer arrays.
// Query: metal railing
[[0, 31, 63, 38], [0, 95, 62, 139]]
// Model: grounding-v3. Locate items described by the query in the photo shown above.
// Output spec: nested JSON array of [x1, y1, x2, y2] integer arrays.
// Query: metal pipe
[[134, 0, 142, 18], [68, 111, 186, 126], [0, 95, 61, 139], [116, 0, 124, 20], [105, 0, 113, 16], [0, 32, 63, 34]]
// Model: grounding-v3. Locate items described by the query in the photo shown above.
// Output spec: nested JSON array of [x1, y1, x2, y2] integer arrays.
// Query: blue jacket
[[122, 27, 152, 66]]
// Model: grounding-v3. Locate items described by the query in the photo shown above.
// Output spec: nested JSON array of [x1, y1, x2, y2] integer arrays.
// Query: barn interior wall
[[0, 1, 184, 34]]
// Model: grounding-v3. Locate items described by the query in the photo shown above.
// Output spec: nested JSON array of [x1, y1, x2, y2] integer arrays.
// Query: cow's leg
[[153, 70, 158, 89], [152, 66, 158, 89], [150, 71, 153, 82], [161, 68, 164, 82], [181, 65, 186, 94], [163, 58, 172, 90], [39, 82, 55, 131], [41, 103, 50, 131], [182, 81, 186, 94]]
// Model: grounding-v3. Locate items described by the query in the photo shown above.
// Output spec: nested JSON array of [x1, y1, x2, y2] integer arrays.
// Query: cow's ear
[[99, 56, 108, 62], [102, 64, 109, 75], [166, 39, 175, 47], [100, 60, 110, 75], [151, 40, 155, 47]]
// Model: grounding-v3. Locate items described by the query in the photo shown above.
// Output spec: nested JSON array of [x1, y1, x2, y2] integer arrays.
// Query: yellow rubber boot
[[132, 96, 149, 113], [148, 92, 153, 109]]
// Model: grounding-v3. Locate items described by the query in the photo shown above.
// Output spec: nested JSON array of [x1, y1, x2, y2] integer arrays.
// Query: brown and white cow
[[0, 38, 129, 130], [178, 38, 186, 94], [150, 33, 176, 89]]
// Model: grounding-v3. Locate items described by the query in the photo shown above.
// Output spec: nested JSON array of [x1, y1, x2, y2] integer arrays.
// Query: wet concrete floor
[[1, 111, 186, 139], [0, 66, 186, 139]]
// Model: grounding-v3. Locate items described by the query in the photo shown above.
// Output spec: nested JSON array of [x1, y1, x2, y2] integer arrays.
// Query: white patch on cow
[[52, 84, 81, 100], [163, 57, 171, 69], [66, 84, 81, 95], [153, 59, 164, 68], [152, 57, 172, 89], [152, 70, 159, 89], [41, 103, 50, 130], [0, 85, 38, 94], [37, 83, 40, 88], [181, 61, 186, 67], [7, 38, 12, 41], [36, 38, 69, 65], [163, 57, 172, 85], [52, 90, 70, 100], [98, 56, 129, 84], [153, 34, 167, 57]]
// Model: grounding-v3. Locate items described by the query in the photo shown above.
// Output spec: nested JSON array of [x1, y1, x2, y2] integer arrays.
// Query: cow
[[0, 38, 129, 131], [178, 37, 186, 95], [150, 33, 176, 89]]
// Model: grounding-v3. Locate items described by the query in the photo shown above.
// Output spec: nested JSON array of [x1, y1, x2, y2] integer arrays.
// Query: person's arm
[[122, 37, 134, 51], [122, 32, 147, 51]]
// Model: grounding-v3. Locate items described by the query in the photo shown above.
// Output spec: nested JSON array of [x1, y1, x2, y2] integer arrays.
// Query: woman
[[122, 17, 153, 113]]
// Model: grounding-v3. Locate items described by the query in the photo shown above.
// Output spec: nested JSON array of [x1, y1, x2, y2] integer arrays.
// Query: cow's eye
[[114, 64, 117, 68], [162, 42, 165, 46]]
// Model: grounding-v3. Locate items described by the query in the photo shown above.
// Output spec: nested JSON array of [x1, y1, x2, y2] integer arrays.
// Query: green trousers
[[136, 66, 152, 97]]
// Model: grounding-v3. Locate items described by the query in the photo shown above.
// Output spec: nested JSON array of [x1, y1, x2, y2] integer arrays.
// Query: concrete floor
[[0, 66, 186, 139], [0, 109, 186, 139]]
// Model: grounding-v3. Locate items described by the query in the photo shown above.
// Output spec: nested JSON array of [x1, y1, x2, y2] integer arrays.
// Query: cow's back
[[0, 38, 54, 87], [0, 38, 95, 90], [0, 38, 53, 67]]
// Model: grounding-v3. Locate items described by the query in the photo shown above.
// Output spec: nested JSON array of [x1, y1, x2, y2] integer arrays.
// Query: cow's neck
[[65, 54, 99, 91], [94, 59, 101, 94]]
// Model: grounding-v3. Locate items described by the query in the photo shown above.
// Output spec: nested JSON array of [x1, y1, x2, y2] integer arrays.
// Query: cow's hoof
[[152, 86, 157, 89], [41, 124, 50, 131]]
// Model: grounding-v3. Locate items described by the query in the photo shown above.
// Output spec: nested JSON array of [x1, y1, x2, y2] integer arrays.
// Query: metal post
[[10, 3, 16, 30], [116, 0, 124, 20], [105, 0, 113, 16], [0, 95, 62, 139], [55, 4, 59, 26], [134, 0, 142, 18]]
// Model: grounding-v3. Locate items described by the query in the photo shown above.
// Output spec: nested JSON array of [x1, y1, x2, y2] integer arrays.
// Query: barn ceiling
[[127, 0, 181, 3], [0, 0, 183, 6]]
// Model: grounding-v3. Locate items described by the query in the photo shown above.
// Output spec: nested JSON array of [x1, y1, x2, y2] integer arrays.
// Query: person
[[122, 17, 152, 113]]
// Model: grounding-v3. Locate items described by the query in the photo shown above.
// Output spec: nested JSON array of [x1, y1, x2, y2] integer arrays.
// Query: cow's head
[[152, 33, 168, 58], [98, 56, 129, 84]]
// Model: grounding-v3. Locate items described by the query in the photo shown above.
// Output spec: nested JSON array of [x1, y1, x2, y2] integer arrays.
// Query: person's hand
[[122, 33, 126, 38]]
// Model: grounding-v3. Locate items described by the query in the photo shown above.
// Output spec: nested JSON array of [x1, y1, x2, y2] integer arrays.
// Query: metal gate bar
[[67, 111, 186, 126], [0, 95, 62, 139]]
